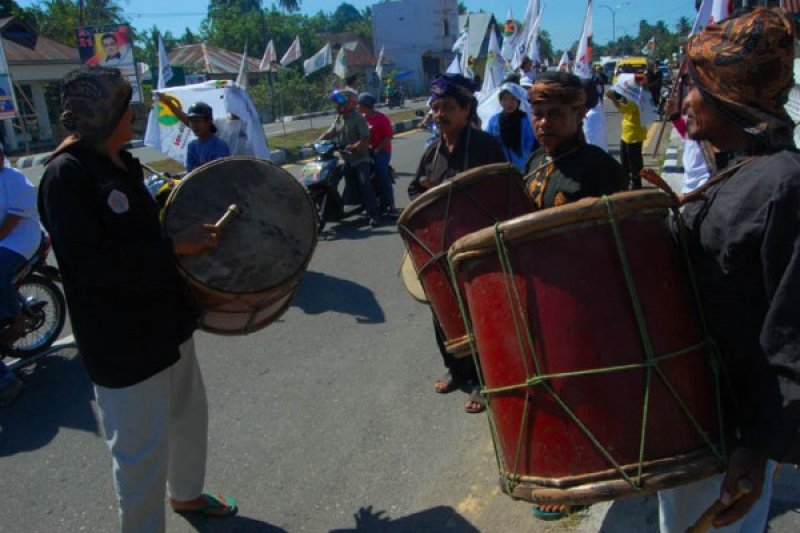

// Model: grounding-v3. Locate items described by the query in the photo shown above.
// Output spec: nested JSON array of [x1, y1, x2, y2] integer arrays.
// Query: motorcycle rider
[[316, 88, 381, 227], [0, 143, 40, 405], [357, 92, 396, 216]]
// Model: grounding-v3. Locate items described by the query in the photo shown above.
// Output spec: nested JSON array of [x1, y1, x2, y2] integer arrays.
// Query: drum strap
[[526, 146, 579, 209]]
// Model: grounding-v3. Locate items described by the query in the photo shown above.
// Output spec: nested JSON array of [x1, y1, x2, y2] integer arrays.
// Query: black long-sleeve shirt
[[408, 126, 506, 200], [681, 149, 800, 463], [38, 144, 197, 388]]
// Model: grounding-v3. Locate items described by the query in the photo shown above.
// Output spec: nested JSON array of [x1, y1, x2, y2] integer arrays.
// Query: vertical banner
[[0, 36, 18, 119], [76, 24, 142, 102]]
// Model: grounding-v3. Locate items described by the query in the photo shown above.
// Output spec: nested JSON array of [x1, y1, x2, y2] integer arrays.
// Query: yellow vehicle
[[613, 56, 648, 84]]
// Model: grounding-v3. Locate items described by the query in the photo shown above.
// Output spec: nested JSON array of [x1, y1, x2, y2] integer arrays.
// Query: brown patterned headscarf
[[686, 7, 795, 143], [530, 72, 587, 108], [59, 66, 132, 145]]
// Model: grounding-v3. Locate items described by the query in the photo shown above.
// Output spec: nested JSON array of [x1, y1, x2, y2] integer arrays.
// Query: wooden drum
[[163, 157, 318, 335], [448, 190, 725, 505], [397, 163, 532, 357]]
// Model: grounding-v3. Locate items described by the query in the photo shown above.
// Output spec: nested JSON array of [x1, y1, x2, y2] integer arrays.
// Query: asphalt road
[[1, 107, 799, 533]]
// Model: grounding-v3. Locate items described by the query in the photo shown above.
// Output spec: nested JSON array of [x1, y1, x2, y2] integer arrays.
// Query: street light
[[598, 2, 631, 42]]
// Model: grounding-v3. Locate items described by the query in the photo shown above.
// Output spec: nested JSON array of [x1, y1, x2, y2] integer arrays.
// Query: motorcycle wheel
[[9, 274, 67, 359]]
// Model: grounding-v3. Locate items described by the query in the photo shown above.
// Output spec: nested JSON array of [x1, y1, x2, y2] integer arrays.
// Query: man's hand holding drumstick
[[172, 204, 241, 256], [687, 447, 767, 532]]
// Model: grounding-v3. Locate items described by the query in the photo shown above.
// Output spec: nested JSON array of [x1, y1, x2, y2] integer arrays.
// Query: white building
[[371, 0, 458, 94]]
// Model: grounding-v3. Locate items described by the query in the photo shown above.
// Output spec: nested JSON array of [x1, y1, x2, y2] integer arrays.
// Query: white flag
[[500, 8, 519, 63], [710, 0, 729, 24], [452, 27, 468, 53], [375, 45, 384, 80], [236, 42, 249, 89], [483, 25, 506, 94], [333, 46, 348, 79], [573, 0, 593, 79], [446, 55, 461, 74], [303, 43, 332, 77], [557, 50, 569, 72], [514, 0, 543, 70], [280, 36, 302, 67], [157, 34, 172, 90], [259, 39, 277, 71]]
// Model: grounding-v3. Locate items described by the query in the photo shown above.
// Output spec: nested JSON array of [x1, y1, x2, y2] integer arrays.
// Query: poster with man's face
[[75, 25, 142, 103]]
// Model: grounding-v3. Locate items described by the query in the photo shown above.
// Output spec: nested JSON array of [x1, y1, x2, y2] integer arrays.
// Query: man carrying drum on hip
[[409, 74, 505, 414], [658, 7, 800, 532]]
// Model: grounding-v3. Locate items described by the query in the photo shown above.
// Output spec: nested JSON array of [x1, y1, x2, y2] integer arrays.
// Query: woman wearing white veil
[[480, 83, 538, 171]]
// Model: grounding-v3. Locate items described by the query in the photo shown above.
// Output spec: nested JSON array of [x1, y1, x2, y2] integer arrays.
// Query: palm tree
[[277, 0, 301, 12]]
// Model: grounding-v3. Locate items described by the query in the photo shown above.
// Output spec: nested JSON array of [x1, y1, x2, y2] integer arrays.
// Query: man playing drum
[[524, 71, 629, 210], [409, 74, 505, 413], [657, 7, 800, 531], [38, 66, 237, 531]]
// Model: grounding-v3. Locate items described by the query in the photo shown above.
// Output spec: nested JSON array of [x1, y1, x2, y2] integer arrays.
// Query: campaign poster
[[75, 25, 142, 102]]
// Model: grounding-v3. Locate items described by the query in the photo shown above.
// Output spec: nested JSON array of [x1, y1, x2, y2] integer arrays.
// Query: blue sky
[[17, 0, 698, 50]]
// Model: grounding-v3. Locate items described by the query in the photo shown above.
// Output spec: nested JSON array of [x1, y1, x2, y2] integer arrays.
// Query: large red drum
[[448, 190, 725, 505], [397, 163, 533, 357]]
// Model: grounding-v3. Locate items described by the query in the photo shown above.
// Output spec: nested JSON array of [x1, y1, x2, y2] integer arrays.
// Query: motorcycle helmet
[[357, 92, 377, 108], [331, 89, 357, 107]]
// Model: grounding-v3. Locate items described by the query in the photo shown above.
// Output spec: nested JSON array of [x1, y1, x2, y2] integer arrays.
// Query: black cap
[[187, 101, 213, 119]]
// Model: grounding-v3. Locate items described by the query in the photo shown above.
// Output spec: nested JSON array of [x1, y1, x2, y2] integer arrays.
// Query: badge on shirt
[[107, 189, 130, 214]]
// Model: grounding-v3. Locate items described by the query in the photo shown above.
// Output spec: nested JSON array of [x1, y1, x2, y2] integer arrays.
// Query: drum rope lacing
[[447, 194, 728, 496]]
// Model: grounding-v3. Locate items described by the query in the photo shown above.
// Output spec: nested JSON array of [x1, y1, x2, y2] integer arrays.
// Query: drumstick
[[214, 204, 242, 231], [685, 478, 754, 533]]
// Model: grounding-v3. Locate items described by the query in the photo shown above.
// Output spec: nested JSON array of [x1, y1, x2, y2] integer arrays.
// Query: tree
[[331, 2, 361, 30], [458, 2, 467, 15], [275, 0, 301, 12], [21, 0, 128, 46]]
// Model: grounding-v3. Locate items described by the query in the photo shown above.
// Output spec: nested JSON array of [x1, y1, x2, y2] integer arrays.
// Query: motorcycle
[[2, 234, 67, 368], [299, 141, 382, 232]]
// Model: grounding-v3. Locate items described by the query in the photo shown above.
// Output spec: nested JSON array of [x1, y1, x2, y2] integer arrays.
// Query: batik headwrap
[[530, 72, 587, 108], [429, 73, 480, 107], [60, 66, 132, 144], [686, 7, 795, 141]]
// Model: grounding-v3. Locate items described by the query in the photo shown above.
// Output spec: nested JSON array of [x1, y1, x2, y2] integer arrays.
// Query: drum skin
[[163, 156, 317, 335], [397, 163, 533, 356], [449, 190, 723, 504]]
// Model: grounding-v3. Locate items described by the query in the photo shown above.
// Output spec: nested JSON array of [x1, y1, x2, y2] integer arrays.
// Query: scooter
[[2, 234, 67, 370], [299, 141, 380, 232]]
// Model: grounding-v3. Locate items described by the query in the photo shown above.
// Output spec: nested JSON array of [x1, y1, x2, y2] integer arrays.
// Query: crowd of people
[[2, 4, 800, 532]]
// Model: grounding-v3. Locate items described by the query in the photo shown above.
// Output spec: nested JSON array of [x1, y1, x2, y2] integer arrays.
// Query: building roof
[[0, 17, 79, 64], [321, 32, 382, 69], [458, 12, 498, 59], [168, 43, 261, 75]]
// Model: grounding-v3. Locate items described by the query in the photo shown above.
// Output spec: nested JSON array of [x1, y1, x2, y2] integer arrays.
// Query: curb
[[660, 128, 686, 194]]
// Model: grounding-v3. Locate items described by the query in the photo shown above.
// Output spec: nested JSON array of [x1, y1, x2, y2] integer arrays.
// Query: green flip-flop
[[173, 493, 238, 517]]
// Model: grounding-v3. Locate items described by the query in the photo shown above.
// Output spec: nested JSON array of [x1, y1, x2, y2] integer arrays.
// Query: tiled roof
[[0, 17, 78, 64], [168, 43, 261, 74]]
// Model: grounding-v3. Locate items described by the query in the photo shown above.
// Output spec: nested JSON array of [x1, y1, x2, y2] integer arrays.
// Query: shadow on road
[[329, 505, 479, 532], [0, 346, 98, 457], [293, 270, 385, 324], [319, 219, 396, 241], [177, 513, 288, 532], [600, 493, 659, 532]]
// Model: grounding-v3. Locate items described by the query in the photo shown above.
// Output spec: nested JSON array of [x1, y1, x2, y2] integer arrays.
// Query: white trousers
[[658, 460, 777, 533], [94, 338, 208, 533]]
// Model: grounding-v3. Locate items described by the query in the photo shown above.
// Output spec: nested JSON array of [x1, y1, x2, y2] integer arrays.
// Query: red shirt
[[365, 111, 393, 153]]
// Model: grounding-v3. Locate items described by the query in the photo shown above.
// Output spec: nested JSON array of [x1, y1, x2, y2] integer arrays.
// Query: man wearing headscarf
[[658, 8, 799, 532], [524, 72, 628, 210], [38, 66, 237, 531], [409, 74, 505, 413], [523, 70, 630, 522]]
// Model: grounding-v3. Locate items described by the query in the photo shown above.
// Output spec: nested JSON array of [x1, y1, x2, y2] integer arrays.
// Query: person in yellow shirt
[[607, 83, 648, 189]]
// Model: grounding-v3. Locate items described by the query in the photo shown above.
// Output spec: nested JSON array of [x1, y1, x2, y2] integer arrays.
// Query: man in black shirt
[[39, 66, 237, 531], [409, 74, 505, 414], [659, 9, 799, 531]]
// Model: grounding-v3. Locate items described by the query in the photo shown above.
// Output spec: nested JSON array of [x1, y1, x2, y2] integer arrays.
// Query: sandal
[[171, 492, 238, 517], [464, 387, 485, 414], [433, 372, 458, 394], [531, 504, 587, 521]]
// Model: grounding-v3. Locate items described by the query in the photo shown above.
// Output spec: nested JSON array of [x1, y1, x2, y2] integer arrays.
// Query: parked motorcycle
[[2, 234, 66, 366], [299, 141, 380, 232]]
